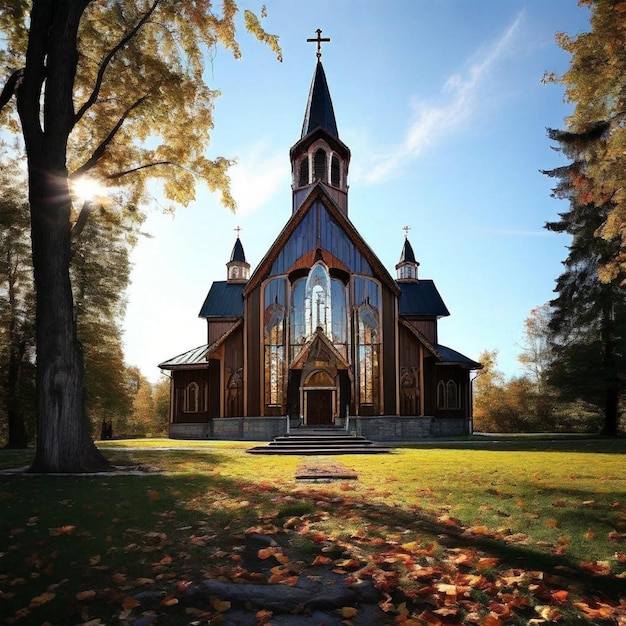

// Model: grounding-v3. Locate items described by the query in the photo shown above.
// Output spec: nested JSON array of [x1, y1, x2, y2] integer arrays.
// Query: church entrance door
[[305, 389, 333, 425]]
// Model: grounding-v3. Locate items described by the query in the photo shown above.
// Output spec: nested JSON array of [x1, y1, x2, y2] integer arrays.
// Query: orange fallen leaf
[[210, 597, 231, 612], [338, 606, 358, 618], [29, 592, 56, 608], [122, 595, 140, 610], [49, 525, 76, 536], [76, 590, 96, 601], [311, 555, 333, 566]]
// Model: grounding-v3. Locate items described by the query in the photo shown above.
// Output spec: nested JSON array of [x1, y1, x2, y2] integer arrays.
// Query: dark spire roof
[[230, 237, 246, 263], [399, 238, 417, 264], [301, 61, 338, 139]]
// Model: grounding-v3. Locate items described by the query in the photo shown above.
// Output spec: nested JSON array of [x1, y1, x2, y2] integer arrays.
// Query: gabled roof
[[198, 281, 244, 318], [159, 320, 243, 370], [290, 328, 351, 371], [301, 61, 338, 139], [398, 280, 450, 318], [244, 182, 400, 297], [435, 344, 482, 370]]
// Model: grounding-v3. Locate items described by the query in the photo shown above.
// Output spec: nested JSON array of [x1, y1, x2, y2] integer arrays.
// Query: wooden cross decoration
[[307, 29, 330, 60]]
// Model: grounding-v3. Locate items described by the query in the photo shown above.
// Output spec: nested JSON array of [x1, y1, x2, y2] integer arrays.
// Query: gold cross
[[307, 28, 330, 60]]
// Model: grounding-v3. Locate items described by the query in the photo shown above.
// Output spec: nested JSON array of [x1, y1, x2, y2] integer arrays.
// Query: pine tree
[[543, 131, 626, 435]]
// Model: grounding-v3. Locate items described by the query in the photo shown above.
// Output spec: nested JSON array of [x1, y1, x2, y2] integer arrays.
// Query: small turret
[[226, 230, 250, 283], [396, 228, 419, 282]]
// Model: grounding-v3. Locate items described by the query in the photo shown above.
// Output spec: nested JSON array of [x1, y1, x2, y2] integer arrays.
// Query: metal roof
[[198, 281, 245, 318], [399, 238, 417, 264], [398, 280, 450, 318], [435, 344, 482, 370], [158, 344, 210, 369], [301, 61, 339, 139]]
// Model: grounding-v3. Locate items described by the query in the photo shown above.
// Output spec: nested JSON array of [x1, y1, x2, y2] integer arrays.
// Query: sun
[[71, 176, 105, 203]]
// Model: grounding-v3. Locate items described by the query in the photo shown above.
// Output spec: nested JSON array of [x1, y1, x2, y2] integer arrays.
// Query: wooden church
[[160, 47, 481, 441]]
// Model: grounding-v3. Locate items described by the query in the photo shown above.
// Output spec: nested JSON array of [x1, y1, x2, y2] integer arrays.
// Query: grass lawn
[[0, 437, 625, 625]]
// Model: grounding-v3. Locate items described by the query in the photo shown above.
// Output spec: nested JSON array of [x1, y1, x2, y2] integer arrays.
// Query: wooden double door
[[305, 389, 333, 425]]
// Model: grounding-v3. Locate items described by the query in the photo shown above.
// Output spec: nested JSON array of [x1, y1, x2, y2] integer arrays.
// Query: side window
[[314, 148, 327, 182], [184, 382, 200, 412], [437, 380, 445, 409]]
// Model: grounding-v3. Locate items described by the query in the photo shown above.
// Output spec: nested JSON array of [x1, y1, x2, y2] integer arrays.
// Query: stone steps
[[246, 431, 391, 455]]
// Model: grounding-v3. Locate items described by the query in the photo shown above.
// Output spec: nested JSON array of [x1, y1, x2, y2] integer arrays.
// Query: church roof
[[399, 238, 417, 264], [435, 344, 482, 370], [198, 281, 244, 318], [230, 237, 246, 263], [301, 61, 339, 139], [244, 182, 400, 297], [398, 280, 450, 318]]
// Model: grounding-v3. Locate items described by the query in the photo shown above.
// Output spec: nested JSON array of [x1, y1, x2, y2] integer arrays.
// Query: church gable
[[244, 184, 399, 296]]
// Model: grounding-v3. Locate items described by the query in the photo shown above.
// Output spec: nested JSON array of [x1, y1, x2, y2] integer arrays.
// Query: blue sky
[[123, 0, 591, 383]]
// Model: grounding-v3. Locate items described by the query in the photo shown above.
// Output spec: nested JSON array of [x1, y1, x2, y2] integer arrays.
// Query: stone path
[[295, 459, 358, 481]]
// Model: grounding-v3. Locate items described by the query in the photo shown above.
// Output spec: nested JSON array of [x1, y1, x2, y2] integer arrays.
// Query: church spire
[[290, 30, 351, 216], [226, 228, 250, 283], [396, 228, 419, 282], [301, 61, 339, 139]]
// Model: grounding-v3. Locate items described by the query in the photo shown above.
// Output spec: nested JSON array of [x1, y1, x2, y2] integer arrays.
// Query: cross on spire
[[402, 225, 411, 239], [307, 28, 330, 60], [234, 226, 241, 238]]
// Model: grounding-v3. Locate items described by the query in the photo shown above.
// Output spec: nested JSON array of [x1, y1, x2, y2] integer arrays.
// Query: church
[[159, 39, 481, 441]]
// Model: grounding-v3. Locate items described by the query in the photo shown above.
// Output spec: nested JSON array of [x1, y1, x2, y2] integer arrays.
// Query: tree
[[543, 143, 626, 436], [0, 1, 280, 472], [517, 303, 553, 390], [0, 154, 36, 448], [72, 203, 135, 437], [546, 0, 626, 282]]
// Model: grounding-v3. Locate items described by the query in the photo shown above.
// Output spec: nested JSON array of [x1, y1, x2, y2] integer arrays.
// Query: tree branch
[[0, 68, 24, 113], [74, 0, 160, 125], [70, 199, 92, 240], [70, 94, 149, 179], [106, 160, 182, 179]]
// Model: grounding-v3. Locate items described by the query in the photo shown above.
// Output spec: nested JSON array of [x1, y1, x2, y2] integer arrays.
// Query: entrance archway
[[302, 369, 336, 426]]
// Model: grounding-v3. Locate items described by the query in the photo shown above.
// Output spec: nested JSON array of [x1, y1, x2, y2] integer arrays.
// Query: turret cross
[[402, 225, 411, 239], [307, 29, 330, 60], [234, 226, 241, 238]]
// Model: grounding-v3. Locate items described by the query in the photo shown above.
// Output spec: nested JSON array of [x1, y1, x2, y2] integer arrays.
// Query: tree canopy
[[0, 1, 280, 472], [547, 0, 626, 283]]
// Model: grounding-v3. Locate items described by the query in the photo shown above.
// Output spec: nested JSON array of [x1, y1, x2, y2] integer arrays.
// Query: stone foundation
[[169, 416, 470, 441]]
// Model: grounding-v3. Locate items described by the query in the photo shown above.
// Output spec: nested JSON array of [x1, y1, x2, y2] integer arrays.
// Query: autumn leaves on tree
[[0, 1, 280, 471]]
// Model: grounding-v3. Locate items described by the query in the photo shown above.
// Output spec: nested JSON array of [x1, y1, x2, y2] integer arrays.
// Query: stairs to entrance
[[246, 428, 391, 455]]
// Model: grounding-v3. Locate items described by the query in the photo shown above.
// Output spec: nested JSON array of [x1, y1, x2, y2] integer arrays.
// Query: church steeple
[[226, 229, 250, 283], [301, 61, 339, 139], [396, 228, 419, 282], [290, 30, 351, 216]]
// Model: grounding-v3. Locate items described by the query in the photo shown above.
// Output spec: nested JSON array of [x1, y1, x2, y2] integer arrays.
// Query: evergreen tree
[[543, 134, 626, 435]]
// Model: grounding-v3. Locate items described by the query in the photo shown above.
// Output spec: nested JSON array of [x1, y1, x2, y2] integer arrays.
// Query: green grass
[[1, 437, 625, 624]]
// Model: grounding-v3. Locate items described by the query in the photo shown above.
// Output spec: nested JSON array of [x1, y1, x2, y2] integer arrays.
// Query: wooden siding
[[246, 286, 262, 416], [208, 320, 238, 345], [381, 286, 397, 414], [171, 369, 209, 423], [405, 319, 437, 345], [398, 323, 421, 415]]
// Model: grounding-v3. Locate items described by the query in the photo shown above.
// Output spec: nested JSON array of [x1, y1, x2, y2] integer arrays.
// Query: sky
[[122, 0, 592, 384]]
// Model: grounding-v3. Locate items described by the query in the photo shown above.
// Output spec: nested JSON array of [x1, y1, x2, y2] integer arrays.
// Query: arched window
[[264, 278, 286, 407], [358, 301, 380, 406], [298, 158, 309, 187], [446, 380, 458, 409], [437, 381, 445, 409], [305, 262, 332, 337], [313, 148, 327, 182], [184, 382, 200, 413], [331, 155, 340, 186]]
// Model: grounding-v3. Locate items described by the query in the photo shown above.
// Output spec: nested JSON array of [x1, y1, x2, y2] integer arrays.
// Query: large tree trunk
[[19, 0, 110, 472]]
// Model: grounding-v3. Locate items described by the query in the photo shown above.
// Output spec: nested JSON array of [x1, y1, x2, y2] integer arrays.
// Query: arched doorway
[[302, 369, 336, 426]]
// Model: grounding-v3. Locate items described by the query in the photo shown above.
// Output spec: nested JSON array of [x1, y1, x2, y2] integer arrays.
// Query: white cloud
[[228, 141, 289, 216], [364, 12, 524, 184]]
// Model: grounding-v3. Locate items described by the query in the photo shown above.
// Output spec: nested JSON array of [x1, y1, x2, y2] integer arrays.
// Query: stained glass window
[[264, 278, 286, 407]]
